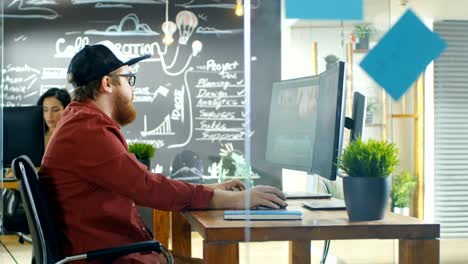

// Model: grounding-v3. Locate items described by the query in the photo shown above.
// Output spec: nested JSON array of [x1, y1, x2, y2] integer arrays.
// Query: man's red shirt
[[39, 101, 214, 263]]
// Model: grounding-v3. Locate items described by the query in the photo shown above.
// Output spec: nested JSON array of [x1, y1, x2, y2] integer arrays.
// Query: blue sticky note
[[360, 9, 447, 100], [286, 0, 363, 20]]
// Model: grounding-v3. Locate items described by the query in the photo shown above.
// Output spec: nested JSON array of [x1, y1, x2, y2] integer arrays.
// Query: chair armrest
[[86, 241, 162, 261], [56, 241, 163, 264], [1, 177, 18, 182]]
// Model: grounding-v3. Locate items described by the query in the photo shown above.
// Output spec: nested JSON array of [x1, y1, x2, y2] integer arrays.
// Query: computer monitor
[[265, 61, 367, 188], [345, 91, 367, 142], [3, 106, 45, 167], [265, 75, 320, 171], [266, 61, 367, 182], [310, 61, 346, 181]]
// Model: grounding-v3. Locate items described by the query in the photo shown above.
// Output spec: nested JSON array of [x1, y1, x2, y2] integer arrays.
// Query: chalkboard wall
[[1, 0, 281, 187]]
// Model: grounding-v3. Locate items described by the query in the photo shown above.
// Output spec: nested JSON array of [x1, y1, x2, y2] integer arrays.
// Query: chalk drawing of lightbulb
[[192, 40, 202, 56], [162, 21, 177, 46], [157, 10, 201, 76], [176, 10, 198, 45]]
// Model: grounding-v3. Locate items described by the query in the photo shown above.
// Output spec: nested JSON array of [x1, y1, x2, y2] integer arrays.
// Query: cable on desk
[[319, 177, 332, 195], [318, 177, 332, 264], [320, 240, 331, 264]]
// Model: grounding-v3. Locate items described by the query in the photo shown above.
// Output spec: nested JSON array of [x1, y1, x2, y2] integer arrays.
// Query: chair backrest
[[12, 155, 62, 263]]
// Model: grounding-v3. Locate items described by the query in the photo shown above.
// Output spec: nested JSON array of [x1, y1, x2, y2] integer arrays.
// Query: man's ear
[[100, 75, 113, 94]]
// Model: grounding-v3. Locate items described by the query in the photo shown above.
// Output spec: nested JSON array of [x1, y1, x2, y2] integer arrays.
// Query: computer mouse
[[253, 205, 286, 210], [253, 202, 288, 210]]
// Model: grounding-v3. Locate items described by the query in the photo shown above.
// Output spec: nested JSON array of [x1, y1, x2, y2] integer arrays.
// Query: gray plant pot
[[355, 37, 369, 50], [342, 176, 390, 221], [138, 159, 151, 170], [137, 206, 153, 233], [135, 160, 153, 232]]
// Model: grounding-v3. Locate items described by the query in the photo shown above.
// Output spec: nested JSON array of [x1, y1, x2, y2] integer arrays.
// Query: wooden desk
[[173, 202, 440, 264]]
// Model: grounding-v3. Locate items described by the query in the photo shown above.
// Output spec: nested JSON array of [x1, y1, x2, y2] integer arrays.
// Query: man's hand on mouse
[[246, 185, 287, 209], [208, 185, 287, 209]]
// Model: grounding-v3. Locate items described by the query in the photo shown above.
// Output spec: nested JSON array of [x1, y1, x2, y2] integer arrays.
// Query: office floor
[[1, 233, 468, 263]]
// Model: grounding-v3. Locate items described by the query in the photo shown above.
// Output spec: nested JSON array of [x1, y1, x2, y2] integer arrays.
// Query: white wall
[[279, 0, 467, 203]]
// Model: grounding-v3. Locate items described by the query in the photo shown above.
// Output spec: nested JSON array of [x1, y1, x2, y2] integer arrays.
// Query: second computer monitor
[[345, 91, 367, 142], [3, 106, 45, 167]]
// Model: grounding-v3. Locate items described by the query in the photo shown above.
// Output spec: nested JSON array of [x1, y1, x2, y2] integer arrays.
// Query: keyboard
[[302, 199, 346, 210], [285, 191, 331, 199]]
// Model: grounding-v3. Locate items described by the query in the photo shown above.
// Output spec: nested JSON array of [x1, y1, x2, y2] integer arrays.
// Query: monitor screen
[[265, 75, 320, 171], [3, 106, 45, 167], [311, 62, 346, 180], [265, 61, 346, 181]]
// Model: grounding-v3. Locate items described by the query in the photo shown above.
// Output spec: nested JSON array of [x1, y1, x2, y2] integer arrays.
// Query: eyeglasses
[[114, 73, 136, 86]]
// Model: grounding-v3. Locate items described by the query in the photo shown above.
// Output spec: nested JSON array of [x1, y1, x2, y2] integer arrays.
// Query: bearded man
[[38, 41, 286, 264]]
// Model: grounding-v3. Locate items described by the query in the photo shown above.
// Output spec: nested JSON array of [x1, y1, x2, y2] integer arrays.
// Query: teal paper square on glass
[[359, 9, 447, 100], [286, 0, 363, 20]]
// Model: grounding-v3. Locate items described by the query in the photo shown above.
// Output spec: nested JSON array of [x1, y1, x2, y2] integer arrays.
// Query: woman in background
[[4, 88, 71, 178], [37, 88, 71, 147]]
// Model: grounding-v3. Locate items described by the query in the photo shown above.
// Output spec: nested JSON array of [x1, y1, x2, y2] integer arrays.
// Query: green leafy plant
[[219, 143, 237, 176], [337, 138, 399, 178], [391, 171, 417, 208], [353, 23, 375, 39], [218, 143, 258, 186], [128, 142, 156, 160], [220, 152, 237, 176]]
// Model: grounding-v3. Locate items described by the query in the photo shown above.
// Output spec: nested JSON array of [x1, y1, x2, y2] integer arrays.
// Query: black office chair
[[12, 155, 172, 264], [1, 185, 32, 244]]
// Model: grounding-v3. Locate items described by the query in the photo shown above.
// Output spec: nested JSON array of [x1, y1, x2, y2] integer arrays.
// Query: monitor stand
[[284, 173, 331, 199]]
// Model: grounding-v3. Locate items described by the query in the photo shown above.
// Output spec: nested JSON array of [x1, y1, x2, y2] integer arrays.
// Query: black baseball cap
[[68, 40, 150, 87]]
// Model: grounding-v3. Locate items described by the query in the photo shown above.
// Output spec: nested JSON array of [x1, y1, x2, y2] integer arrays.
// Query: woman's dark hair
[[37, 88, 71, 108], [37, 88, 71, 131]]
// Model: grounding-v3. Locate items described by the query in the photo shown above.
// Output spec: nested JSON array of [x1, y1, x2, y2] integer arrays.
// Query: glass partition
[[242, 0, 468, 263]]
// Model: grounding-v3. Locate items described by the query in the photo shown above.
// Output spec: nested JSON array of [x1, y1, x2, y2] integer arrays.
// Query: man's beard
[[112, 87, 136, 126]]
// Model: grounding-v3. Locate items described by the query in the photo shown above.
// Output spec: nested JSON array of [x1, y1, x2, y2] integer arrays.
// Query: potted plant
[[391, 170, 417, 216], [324, 54, 340, 70], [128, 142, 156, 170], [353, 23, 375, 50], [127, 142, 156, 232], [218, 143, 258, 186], [337, 138, 399, 221]]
